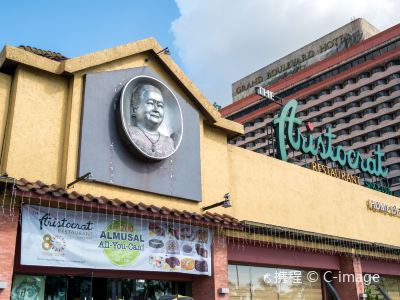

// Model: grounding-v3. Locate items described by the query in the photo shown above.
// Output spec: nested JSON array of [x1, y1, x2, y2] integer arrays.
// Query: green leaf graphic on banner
[[101, 220, 143, 266]]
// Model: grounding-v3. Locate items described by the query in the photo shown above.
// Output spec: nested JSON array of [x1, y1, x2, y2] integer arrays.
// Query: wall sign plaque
[[119, 76, 183, 161]]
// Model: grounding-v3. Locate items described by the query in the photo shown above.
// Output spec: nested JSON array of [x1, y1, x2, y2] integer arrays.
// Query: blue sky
[[0, 1, 183, 68], [1, 1, 399, 106]]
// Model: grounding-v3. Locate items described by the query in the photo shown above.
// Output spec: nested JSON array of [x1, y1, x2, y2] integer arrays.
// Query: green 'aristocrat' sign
[[273, 100, 388, 178]]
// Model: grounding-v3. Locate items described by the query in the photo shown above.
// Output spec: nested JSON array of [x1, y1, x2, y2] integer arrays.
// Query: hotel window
[[309, 117, 320, 123], [392, 97, 400, 106], [381, 126, 396, 135], [360, 96, 374, 106], [345, 91, 358, 98], [364, 119, 378, 128], [388, 73, 400, 81], [333, 96, 345, 104], [321, 112, 333, 119], [390, 177, 400, 187], [378, 114, 394, 123], [363, 107, 376, 116], [244, 122, 254, 128], [343, 78, 356, 87], [387, 60, 400, 67], [336, 129, 349, 136], [297, 100, 306, 105], [336, 118, 347, 125], [390, 84, 400, 94], [366, 131, 380, 140], [389, 164, 400, 172], [308, 106, 319, 113], [373, 79, 387, 87], [375, 90, 390, 99], [319, 89, 330, 97], [383, 138, 398, 147], [228, 264, 322, 300], [349, 113, 362, 121], [334, 107, 346, 114], [342, 140, 351, 147], [358, 72, 370, 80], [331, 84, 342, 91], [376, 102, 391, 112], [352, 136, 364, 144], [319, 101, 332, 109], [359, 85, 372, 92], [350, 124, 363, 132], [386, 151, 400, 159], [347, 102, 361, 110], [371, 66, 385, 74], [308, 95, 318, 101]]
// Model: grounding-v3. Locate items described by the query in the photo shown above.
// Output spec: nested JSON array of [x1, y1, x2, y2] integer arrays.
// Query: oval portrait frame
[[119, 75, 183, 161]]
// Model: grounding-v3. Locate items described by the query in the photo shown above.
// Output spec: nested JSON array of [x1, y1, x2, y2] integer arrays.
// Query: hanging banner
[[21, 205, 212, 275]]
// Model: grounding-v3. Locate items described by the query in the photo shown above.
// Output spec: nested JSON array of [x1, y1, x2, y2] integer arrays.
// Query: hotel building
[[221, 19, 400, 197]]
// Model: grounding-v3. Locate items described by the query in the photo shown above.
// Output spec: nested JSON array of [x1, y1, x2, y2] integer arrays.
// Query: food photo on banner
[[21, 205, 212, 275]]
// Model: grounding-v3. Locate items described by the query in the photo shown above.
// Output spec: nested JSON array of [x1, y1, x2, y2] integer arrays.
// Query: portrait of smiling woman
[[119, 76, 183, 161], [129, 84, 174, 157]]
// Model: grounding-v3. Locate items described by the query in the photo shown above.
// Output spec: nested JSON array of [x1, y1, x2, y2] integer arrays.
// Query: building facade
[[0, 37, 399, 300], [222, 20, 400, 197]]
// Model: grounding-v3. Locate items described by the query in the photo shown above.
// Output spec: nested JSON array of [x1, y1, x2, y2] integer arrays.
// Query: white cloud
[[171, 0, 400, 107]]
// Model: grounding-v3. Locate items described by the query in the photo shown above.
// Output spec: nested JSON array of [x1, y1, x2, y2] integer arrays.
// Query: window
[[359, 85, 372, 92], [333, 96, 345, 104], [347, 102, 360, 110], [383, 138, 398, 147], [358, 72, 370, 80], [361, 97, 374, 105], [349, 113, 362, 120], [363, 108, 376, 116], [366, 131, 380, 139], [381, 126, 396, 135], [387, 60, 400, 67], [345, 91, 358, 98], [376, 102, 391, 112], [371, 66, 385, 74], [350, 124, 363, 132], [320, 101, 331, 108], [352, 136, 364, 144], [308, 106, 319, 113], [319, 89, 330, 96], [334, 107, 346, 114], [321, 112, 333, 119], [331, 84, 342, 91], [343, 78, 356, 87], [392, 98, 400, 106], [336, 129, 349, 136], [373, 79, 387, 88], [388, 73, 400, 81], [375, 90, 389, 98], [390, 84, 400, 94], [228, 264, 322, 300], [379, 114, 394, 123]]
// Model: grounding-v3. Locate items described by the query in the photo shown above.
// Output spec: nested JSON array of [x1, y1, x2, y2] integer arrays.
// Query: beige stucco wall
[[0, 49, 398, 248], [3, 66, 68, 183], [0, 73, 11, 162], [227, 145, 400, 246]]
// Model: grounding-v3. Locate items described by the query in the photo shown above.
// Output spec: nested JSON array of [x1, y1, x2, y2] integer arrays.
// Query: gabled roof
[[0, 38, 243, 136]]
